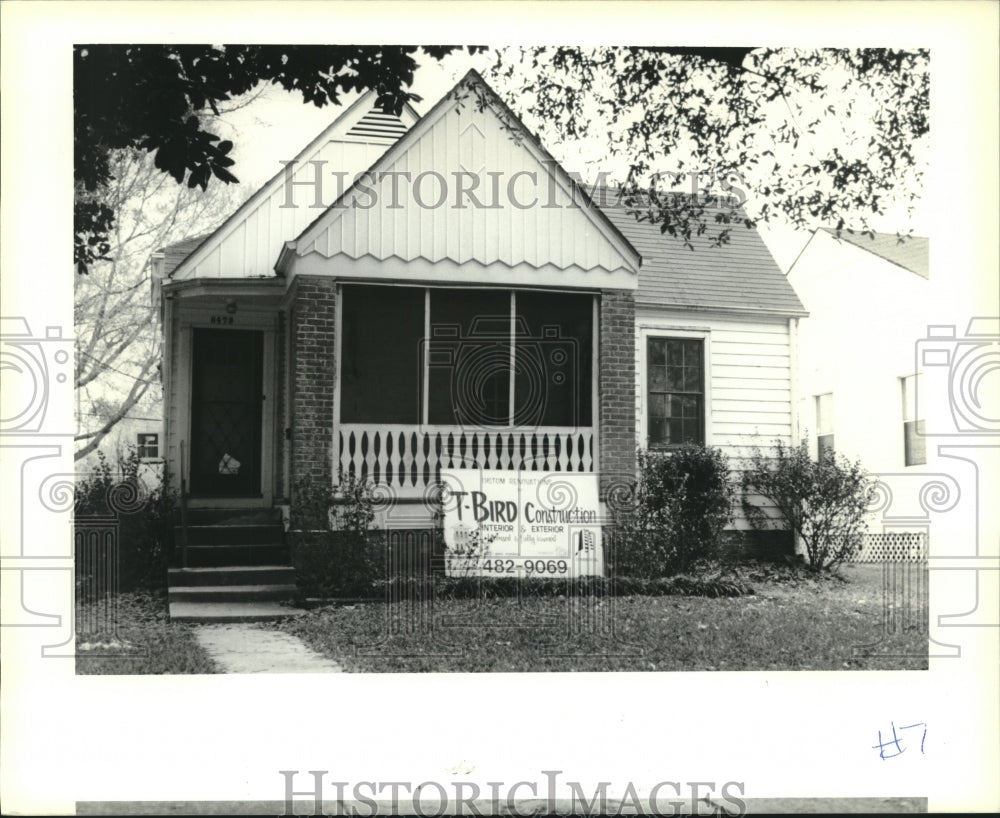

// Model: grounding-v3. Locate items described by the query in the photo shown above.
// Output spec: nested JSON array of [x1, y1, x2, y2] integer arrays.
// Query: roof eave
[[161, 276, 287, 299], [635, 298, 809, 319]]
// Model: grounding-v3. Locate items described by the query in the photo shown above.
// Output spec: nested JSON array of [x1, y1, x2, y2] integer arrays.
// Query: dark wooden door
[[190, 329, 263, 496]]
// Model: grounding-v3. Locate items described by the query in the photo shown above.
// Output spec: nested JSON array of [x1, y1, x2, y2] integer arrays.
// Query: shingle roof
[[820, 228, 929, 279], [160, 234, 211, 276], [592, 189, 807, 316]]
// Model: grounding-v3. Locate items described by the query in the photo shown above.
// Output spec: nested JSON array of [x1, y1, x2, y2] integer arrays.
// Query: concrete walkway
[[194, 624, 343, 673]]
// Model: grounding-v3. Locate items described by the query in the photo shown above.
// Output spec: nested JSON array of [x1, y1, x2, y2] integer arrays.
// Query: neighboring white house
[[151, 70, 806, 571], [787, 227, 931, 558], [76, 391, 164, 489]]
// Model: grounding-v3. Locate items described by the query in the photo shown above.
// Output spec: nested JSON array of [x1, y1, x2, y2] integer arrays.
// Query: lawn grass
[[75, 589, 219, 675], [273, 563, 928, 672]]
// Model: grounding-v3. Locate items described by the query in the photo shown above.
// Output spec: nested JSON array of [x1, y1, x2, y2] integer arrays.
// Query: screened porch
[[335, 283, 597, 493]]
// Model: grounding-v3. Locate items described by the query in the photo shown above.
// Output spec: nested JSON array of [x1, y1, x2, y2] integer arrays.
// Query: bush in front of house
[[289, 472, 386, 598], [74, 448, 176, 591], [613, 445, 736, 577], [740, 439, 877, 571]]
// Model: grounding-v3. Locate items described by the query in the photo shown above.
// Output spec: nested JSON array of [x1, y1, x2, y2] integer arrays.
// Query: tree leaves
[[73, 45, 485, 272], [487, 47, 929, 245]]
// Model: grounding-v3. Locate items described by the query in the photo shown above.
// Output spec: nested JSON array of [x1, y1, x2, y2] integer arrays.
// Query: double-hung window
[[646, 337, 704, 447], [815, 392, 834, 462]]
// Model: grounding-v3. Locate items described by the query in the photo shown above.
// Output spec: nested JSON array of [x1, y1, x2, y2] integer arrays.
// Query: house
[[76, 399, 164, 489], [786, 227, 931, 559], [152, 69, 805, 573]]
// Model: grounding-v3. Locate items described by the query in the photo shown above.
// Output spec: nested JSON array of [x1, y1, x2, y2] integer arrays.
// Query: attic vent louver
[[345, 108, 409, 141]]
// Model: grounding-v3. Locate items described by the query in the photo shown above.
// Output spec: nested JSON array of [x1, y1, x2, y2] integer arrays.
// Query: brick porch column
[[598, 289, 637, 498], [290, 276, 337, 494]]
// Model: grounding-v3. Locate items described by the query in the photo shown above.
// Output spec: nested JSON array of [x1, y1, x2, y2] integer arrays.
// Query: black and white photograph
[[1, 2, 998, 815]]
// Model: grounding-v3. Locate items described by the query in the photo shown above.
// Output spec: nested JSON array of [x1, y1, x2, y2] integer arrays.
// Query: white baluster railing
[[338, 424, 595, 491]]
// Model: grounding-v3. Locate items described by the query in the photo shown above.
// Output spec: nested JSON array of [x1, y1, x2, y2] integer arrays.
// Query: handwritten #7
[[873, 721, 927, 760]]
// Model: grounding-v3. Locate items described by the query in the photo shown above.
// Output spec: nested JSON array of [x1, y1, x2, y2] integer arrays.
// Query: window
[[815, 392, 834, 462], [137, 432, 159, 459], [901, 374, 926, 466], [647, 337, 704, 447], [340, 285, 594, 428]]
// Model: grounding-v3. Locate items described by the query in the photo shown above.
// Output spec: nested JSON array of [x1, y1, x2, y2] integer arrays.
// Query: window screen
[[515, 291, 593, 427], [340, 285, 424, 423], [427, 289, 511, 426]]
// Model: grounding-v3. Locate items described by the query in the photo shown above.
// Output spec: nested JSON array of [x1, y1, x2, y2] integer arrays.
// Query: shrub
[[615, 445, 735, 576], [371, 572, 754, 601], [740, 440, 877, 571], [290, 472, 385, 598], [74, 448, 176, 591], [443, 526, 493, 577]]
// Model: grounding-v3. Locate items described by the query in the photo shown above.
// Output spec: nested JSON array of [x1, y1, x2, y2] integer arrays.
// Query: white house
[[152, 70, 806, 573], [787, 227, 931, 559]]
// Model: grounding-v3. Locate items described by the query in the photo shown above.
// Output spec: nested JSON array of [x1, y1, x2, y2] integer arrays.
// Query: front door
[[190, 328, 263, 497]]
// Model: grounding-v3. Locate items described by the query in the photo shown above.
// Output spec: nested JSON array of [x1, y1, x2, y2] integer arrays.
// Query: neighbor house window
[[901, 373, 926, 466], [647, 337, 704, 447], [137, 433, 159, 459], [815, 392, 834, 462]]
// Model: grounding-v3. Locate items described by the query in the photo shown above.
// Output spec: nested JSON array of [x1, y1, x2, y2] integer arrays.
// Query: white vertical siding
[[306, 101, 631, 274], [176, 140, 390, 280]]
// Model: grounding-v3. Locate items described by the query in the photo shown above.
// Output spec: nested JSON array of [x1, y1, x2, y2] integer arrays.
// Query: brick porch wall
[[599, 289, 637, 498], [290, 276, 337, 494]]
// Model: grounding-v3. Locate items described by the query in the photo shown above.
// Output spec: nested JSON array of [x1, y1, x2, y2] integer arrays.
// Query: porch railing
[[338, 424, 595, 489]]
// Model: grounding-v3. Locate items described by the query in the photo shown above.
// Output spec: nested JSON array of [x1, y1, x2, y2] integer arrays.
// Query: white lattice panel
[[852, 532, 927, 562]]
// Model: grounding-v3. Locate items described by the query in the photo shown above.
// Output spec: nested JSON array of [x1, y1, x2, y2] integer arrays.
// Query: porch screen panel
[[428, 289, 511, 426], [514, 291, 593, 427], [340, 285, 424, 423]]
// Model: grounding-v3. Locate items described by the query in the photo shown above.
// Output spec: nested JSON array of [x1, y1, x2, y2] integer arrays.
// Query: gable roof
[[158, 72, 802, 316], [165, 88, 422, 281], [282, 69, 641, 279], [592, 189, 807, 316], [820, 228, 929, 279]]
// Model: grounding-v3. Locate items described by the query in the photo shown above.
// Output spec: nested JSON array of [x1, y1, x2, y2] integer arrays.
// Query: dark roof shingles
[[593, 190, 806, 315], [160, 234, 212, 276]]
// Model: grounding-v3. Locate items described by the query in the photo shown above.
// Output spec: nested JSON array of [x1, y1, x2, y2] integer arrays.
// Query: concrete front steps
[[169, 508, 299, 622], [168, 566, 299, 623]]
